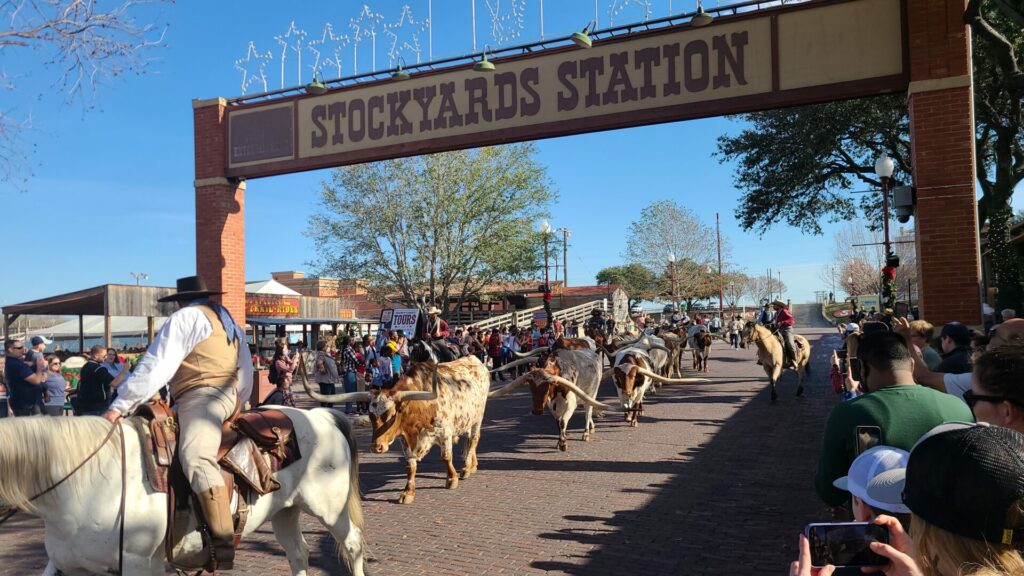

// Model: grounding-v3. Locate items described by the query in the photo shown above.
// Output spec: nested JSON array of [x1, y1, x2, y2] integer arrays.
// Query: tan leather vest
[[168, 305, 239, 398]]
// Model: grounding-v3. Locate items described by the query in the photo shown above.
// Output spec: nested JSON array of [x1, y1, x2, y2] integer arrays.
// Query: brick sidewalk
[[0, 316, 843, 575]]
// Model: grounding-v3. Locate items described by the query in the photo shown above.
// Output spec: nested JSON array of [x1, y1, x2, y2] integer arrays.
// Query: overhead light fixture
[[474, 45, 496, 72], [571, 21, 597, 48], [691, 2, 714, 27], [305, 74, 327, 95], [392, 57, 411, 81]]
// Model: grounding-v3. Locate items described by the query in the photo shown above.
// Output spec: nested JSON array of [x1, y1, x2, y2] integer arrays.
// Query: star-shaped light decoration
[[485, 0, 526, 45], [234, 41, 273, 95], [274, 21, 308, 88], [384, 4, 429, 65], [608, 0, 653, 26], [308, 22, 350, 81], [350, 5, 385, 74]]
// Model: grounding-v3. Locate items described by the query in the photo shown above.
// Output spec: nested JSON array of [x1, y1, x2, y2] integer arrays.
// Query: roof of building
[[245, 279, 302, 296]]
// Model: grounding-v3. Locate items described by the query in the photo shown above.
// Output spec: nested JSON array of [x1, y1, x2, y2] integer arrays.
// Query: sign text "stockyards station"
[[225, 0, 904, 176]]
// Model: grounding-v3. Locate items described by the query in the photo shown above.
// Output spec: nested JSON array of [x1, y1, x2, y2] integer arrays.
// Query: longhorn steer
[[611, 350, 707, 426], [490, 348, 608, 451], [303, 355, 489, 504], [691, 332, 713, 372]]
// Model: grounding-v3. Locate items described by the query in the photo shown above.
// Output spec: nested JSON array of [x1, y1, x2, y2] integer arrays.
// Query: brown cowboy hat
[[157, 275, 224, 303], [771, 300, 786, 308]]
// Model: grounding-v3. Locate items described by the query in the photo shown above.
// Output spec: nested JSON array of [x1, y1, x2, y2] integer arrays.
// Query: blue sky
[[1, 1, 862, 310]]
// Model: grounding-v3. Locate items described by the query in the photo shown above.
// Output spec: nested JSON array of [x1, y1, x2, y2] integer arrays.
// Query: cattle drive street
[[0, 307, 840, 574]]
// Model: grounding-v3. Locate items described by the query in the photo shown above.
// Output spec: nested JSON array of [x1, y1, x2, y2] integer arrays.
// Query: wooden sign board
[[225, 0, 905, 179]]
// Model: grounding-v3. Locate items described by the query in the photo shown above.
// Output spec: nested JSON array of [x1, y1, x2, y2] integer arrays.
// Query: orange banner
[[246, 296, 300, 317]]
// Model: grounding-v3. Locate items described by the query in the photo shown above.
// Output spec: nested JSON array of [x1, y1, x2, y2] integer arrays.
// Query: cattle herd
[[304, 328, 723, 504]]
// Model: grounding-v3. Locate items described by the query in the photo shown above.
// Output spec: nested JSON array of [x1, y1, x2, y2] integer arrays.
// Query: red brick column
[[193, 97, 246, 322], [906, 0, 980, 325]]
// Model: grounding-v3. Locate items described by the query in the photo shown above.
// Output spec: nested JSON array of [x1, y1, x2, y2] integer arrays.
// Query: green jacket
[[814, 384, 973, 507]]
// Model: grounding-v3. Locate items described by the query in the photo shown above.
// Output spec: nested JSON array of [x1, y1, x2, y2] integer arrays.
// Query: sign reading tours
[[246, 296, 300, 318], [226, 0, 904, 178]]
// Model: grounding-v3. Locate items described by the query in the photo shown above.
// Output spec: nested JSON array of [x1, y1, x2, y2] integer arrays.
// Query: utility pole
[[556, 227, 570, 287], [716, 213, 723, 317]]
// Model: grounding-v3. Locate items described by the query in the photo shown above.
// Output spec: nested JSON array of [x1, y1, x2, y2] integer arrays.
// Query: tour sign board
[[225, 0, 905, 179], [246, 296, 300, 317]]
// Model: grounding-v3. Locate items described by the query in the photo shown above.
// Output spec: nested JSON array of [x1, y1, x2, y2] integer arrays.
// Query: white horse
[[0, 408, 367, 576]]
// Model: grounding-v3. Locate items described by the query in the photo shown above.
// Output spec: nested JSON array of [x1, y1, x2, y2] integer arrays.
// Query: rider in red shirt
[[421, 306, 451, 340], [772, 300, 797, 368]]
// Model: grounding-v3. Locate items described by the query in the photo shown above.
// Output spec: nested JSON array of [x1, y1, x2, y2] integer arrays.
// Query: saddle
[[130, 401, 301, 570]]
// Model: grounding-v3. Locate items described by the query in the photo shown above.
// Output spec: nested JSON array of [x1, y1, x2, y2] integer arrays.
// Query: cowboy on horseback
[[421, 306, 450, 341], [102, 275, 252, 571], [772, 300, 798, 369]]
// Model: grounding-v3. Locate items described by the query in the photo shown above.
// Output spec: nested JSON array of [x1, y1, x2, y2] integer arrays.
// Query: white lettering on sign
[[390, 308, 420, 334]]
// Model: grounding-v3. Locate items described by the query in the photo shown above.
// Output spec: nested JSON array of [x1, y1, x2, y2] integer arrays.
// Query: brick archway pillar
[[907, 0, 981, 326], [193, 97, 246, 322]]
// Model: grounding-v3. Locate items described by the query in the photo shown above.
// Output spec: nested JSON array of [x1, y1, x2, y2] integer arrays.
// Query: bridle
[[0, 421, 127, 574]]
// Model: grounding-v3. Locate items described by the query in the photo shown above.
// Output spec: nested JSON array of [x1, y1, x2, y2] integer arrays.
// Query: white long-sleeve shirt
[[110, 306, 253, 415]]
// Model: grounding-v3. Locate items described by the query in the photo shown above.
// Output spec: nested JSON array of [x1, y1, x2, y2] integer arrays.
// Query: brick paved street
[[0, 307, 844, 575]]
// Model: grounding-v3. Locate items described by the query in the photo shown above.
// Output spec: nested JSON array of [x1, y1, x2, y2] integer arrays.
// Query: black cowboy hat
[[157, 275, 224, 303]]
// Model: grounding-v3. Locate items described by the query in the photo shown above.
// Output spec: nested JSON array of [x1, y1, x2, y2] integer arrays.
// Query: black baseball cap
[[876, 423, 1024, 547], [940, 322, 972, 346]]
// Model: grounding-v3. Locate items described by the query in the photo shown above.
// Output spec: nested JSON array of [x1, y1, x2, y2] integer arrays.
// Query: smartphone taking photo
[[805, 522, 889, 568]]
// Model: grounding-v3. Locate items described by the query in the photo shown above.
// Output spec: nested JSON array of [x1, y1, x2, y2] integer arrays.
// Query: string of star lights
[[384, 4, 429, 66], [233, 1, 758, 95]]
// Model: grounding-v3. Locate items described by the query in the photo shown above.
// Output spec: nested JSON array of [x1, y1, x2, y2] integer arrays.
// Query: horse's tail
[[326, 410, 367, 566]]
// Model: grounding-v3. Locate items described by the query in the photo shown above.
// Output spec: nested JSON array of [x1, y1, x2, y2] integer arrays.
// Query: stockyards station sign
[[225, 0, 906, 178]]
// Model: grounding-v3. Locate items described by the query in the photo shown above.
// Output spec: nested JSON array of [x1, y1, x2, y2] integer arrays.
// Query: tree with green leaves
[[622, 200, 727, 309], [716, 0, 1023, 309], [595, 263, 661, 309], [307, 144, 555, 318]]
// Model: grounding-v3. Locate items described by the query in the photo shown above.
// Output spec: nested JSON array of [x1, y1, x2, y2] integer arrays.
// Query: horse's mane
[[0, 416, 122, 512]]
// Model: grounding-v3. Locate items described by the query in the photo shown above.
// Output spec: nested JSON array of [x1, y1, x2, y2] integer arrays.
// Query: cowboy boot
[[198, 485, 235, 571]]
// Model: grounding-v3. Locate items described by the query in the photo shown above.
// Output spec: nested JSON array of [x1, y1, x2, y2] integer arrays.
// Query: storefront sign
[[246, 296, 300, 317], [225, 0, 904, 179], [339, 309, 356, 320]]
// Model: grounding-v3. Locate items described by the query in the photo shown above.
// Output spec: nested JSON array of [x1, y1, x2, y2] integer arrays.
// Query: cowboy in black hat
[[101, 275, 251, 571]]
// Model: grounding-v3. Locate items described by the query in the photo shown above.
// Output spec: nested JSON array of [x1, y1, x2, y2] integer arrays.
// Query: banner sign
[[533, 310, 549, 329], [225, 0, 904, 179], [339, 309, 355, 320], [390, 308, 421, 335], [246, 296, 300, 317]]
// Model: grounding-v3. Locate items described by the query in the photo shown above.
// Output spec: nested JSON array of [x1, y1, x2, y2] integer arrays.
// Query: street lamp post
[[874, 153, 896, 261], [668, 252, 677, 312], [539, 219, 552, 290], [130, 272, 149, 286]]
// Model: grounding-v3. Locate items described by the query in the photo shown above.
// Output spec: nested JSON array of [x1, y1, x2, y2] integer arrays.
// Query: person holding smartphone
[[795, 423, 1024, 576], [814, 332, 972, 509]]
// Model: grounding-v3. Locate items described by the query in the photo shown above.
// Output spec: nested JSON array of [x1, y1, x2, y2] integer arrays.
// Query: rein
[[0, 421, 127, 574]]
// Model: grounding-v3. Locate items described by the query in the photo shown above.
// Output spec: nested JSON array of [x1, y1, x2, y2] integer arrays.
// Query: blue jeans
[[343, 371, 357, 412]]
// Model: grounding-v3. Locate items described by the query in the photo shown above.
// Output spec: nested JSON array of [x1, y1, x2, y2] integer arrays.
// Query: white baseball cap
[[832, 445, 911, 514], [845, 323, 860, 334]]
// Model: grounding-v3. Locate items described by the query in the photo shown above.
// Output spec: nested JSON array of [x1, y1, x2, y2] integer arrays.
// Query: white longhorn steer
[[489, 348, 610, 451]]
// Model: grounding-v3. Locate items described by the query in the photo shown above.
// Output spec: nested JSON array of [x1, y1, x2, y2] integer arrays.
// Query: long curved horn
[[490, 356, 538, 373], [394, 370, 440, 402], [634, 366, 710, 385], [544, 374, 612, 411], [513, 347, 548, 358], [647, 344, 671, 354], [296, 351, 373, 403], [488, 371, 537, 398]]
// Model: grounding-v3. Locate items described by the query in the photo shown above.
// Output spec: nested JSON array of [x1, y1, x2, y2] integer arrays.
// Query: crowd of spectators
[[794, 303, 1024, 575]]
